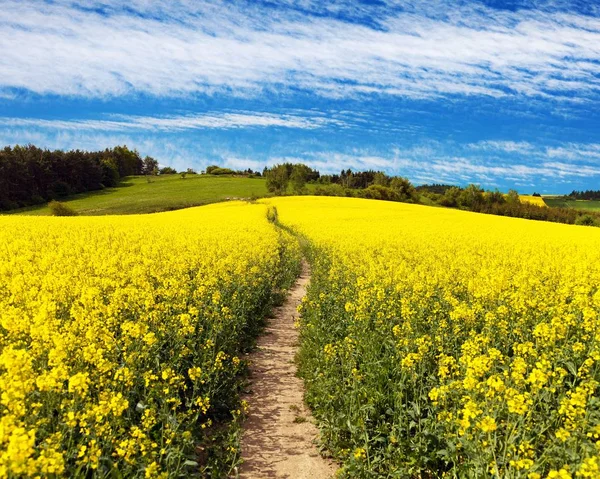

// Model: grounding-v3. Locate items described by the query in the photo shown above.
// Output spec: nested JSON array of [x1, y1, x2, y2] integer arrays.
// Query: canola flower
[[519, 195, 547, 207], [0, 202, 300, 477], [270, 196, 600, 478]]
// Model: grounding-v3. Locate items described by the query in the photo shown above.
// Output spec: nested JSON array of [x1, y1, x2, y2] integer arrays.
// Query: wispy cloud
[[467, 141, 535, 154], [3, 120, 600, 190], [0, 111, 343, 131], [545, 143, 600, 162], [1, 1, 600, 101]]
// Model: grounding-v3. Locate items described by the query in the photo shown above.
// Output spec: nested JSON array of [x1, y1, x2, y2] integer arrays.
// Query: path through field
[[238, 262, 337, 478]]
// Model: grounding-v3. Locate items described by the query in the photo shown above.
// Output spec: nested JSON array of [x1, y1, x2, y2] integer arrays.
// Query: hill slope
[[544, 197, 600, 211], [5, 175, 272, 216]]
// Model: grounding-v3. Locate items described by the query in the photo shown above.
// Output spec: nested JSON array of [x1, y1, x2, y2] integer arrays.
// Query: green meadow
[[543, 197, 600, 211], [6, 174, 284, 216]]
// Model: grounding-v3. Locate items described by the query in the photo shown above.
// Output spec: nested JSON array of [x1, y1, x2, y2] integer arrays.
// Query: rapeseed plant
[[0, 202, 300, 477], [272, 196, 600, 478]]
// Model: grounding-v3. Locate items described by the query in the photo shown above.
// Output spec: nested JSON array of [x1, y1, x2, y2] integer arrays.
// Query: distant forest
[[0, 145, 159, 210], [568, 190, 600, 200]]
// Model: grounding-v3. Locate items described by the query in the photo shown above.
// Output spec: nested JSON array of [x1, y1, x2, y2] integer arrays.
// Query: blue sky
[[1, 1, 600, 193]]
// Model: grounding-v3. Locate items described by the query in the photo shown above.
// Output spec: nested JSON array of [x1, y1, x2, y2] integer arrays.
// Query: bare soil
[[238, 262, 337, 478]]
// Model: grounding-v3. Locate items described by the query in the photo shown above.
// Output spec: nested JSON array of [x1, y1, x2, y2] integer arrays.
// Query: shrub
[[48, 200, 78, 216], [575, 214, 599, 227], [209, 167, 236, 175], [314, 184, 348, 197], [389, 176, 418, 202], [439, 186, 461, 207], [361, 184, 400, 201]]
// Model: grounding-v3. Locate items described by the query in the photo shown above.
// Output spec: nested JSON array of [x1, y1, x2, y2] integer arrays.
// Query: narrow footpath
[[238, 261, 337, 479]]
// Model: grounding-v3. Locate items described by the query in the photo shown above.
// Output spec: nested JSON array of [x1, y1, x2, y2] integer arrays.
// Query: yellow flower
[[577, 457, 600, 478], [143, 332, 157, 346], [188, 367, 202, 381], [478, 416, 497, 433], [145, 461, 161, 478], [555, 428, 571, 442], [353, 448, 366, 460], [548, 468, 572, 479], [68, 372, 89, 395]]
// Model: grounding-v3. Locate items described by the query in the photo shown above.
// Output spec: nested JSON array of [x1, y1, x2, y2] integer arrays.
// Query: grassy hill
[[7, 173, 600, 221], [5, 174, 284, 216], [543, 196, 600, 211]]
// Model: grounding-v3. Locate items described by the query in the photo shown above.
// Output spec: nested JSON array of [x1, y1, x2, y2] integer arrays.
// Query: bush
[[439, 187, 461, 207], [209, 168, 236, 175], [48, 200, 78, 216], [420, 192, 442, 204], [575, 214, 599, 227], [314, 184, 349, 197], [389, 176, 418, 202], [361, 185, 401, 201]]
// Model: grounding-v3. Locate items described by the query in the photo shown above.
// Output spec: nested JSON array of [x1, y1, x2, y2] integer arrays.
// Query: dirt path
[[238, 262, 337, 479]]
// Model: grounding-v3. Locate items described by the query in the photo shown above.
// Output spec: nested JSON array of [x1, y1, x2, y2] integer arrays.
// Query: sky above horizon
[[1, 1, 600, 193]]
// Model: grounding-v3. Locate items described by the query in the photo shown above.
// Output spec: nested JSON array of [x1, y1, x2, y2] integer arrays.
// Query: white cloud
[[294, 148, 600, 185], [3, 118, 600, 188], [467, 141, 535, 154], [1, 1, 600, 100], [545, 144, 600, 162], [0, 111, 342, 131]]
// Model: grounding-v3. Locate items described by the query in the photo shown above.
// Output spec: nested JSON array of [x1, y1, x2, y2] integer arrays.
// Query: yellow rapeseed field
[[519, 195, 547, 207], [3, 194, 600, 478], [271, 196, 600, 478], [0, 202, 300, 478]]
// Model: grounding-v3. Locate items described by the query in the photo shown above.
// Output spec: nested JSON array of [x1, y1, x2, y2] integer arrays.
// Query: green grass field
[[543, 197, 600, 211], [5, 174, 291, 216]]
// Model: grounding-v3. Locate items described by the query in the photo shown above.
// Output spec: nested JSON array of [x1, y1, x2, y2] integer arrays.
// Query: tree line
[[419, 184, 600, 226], [568, 190, 600, 200], [0, 145, 160, 210], [264, 164, 418, 202]]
